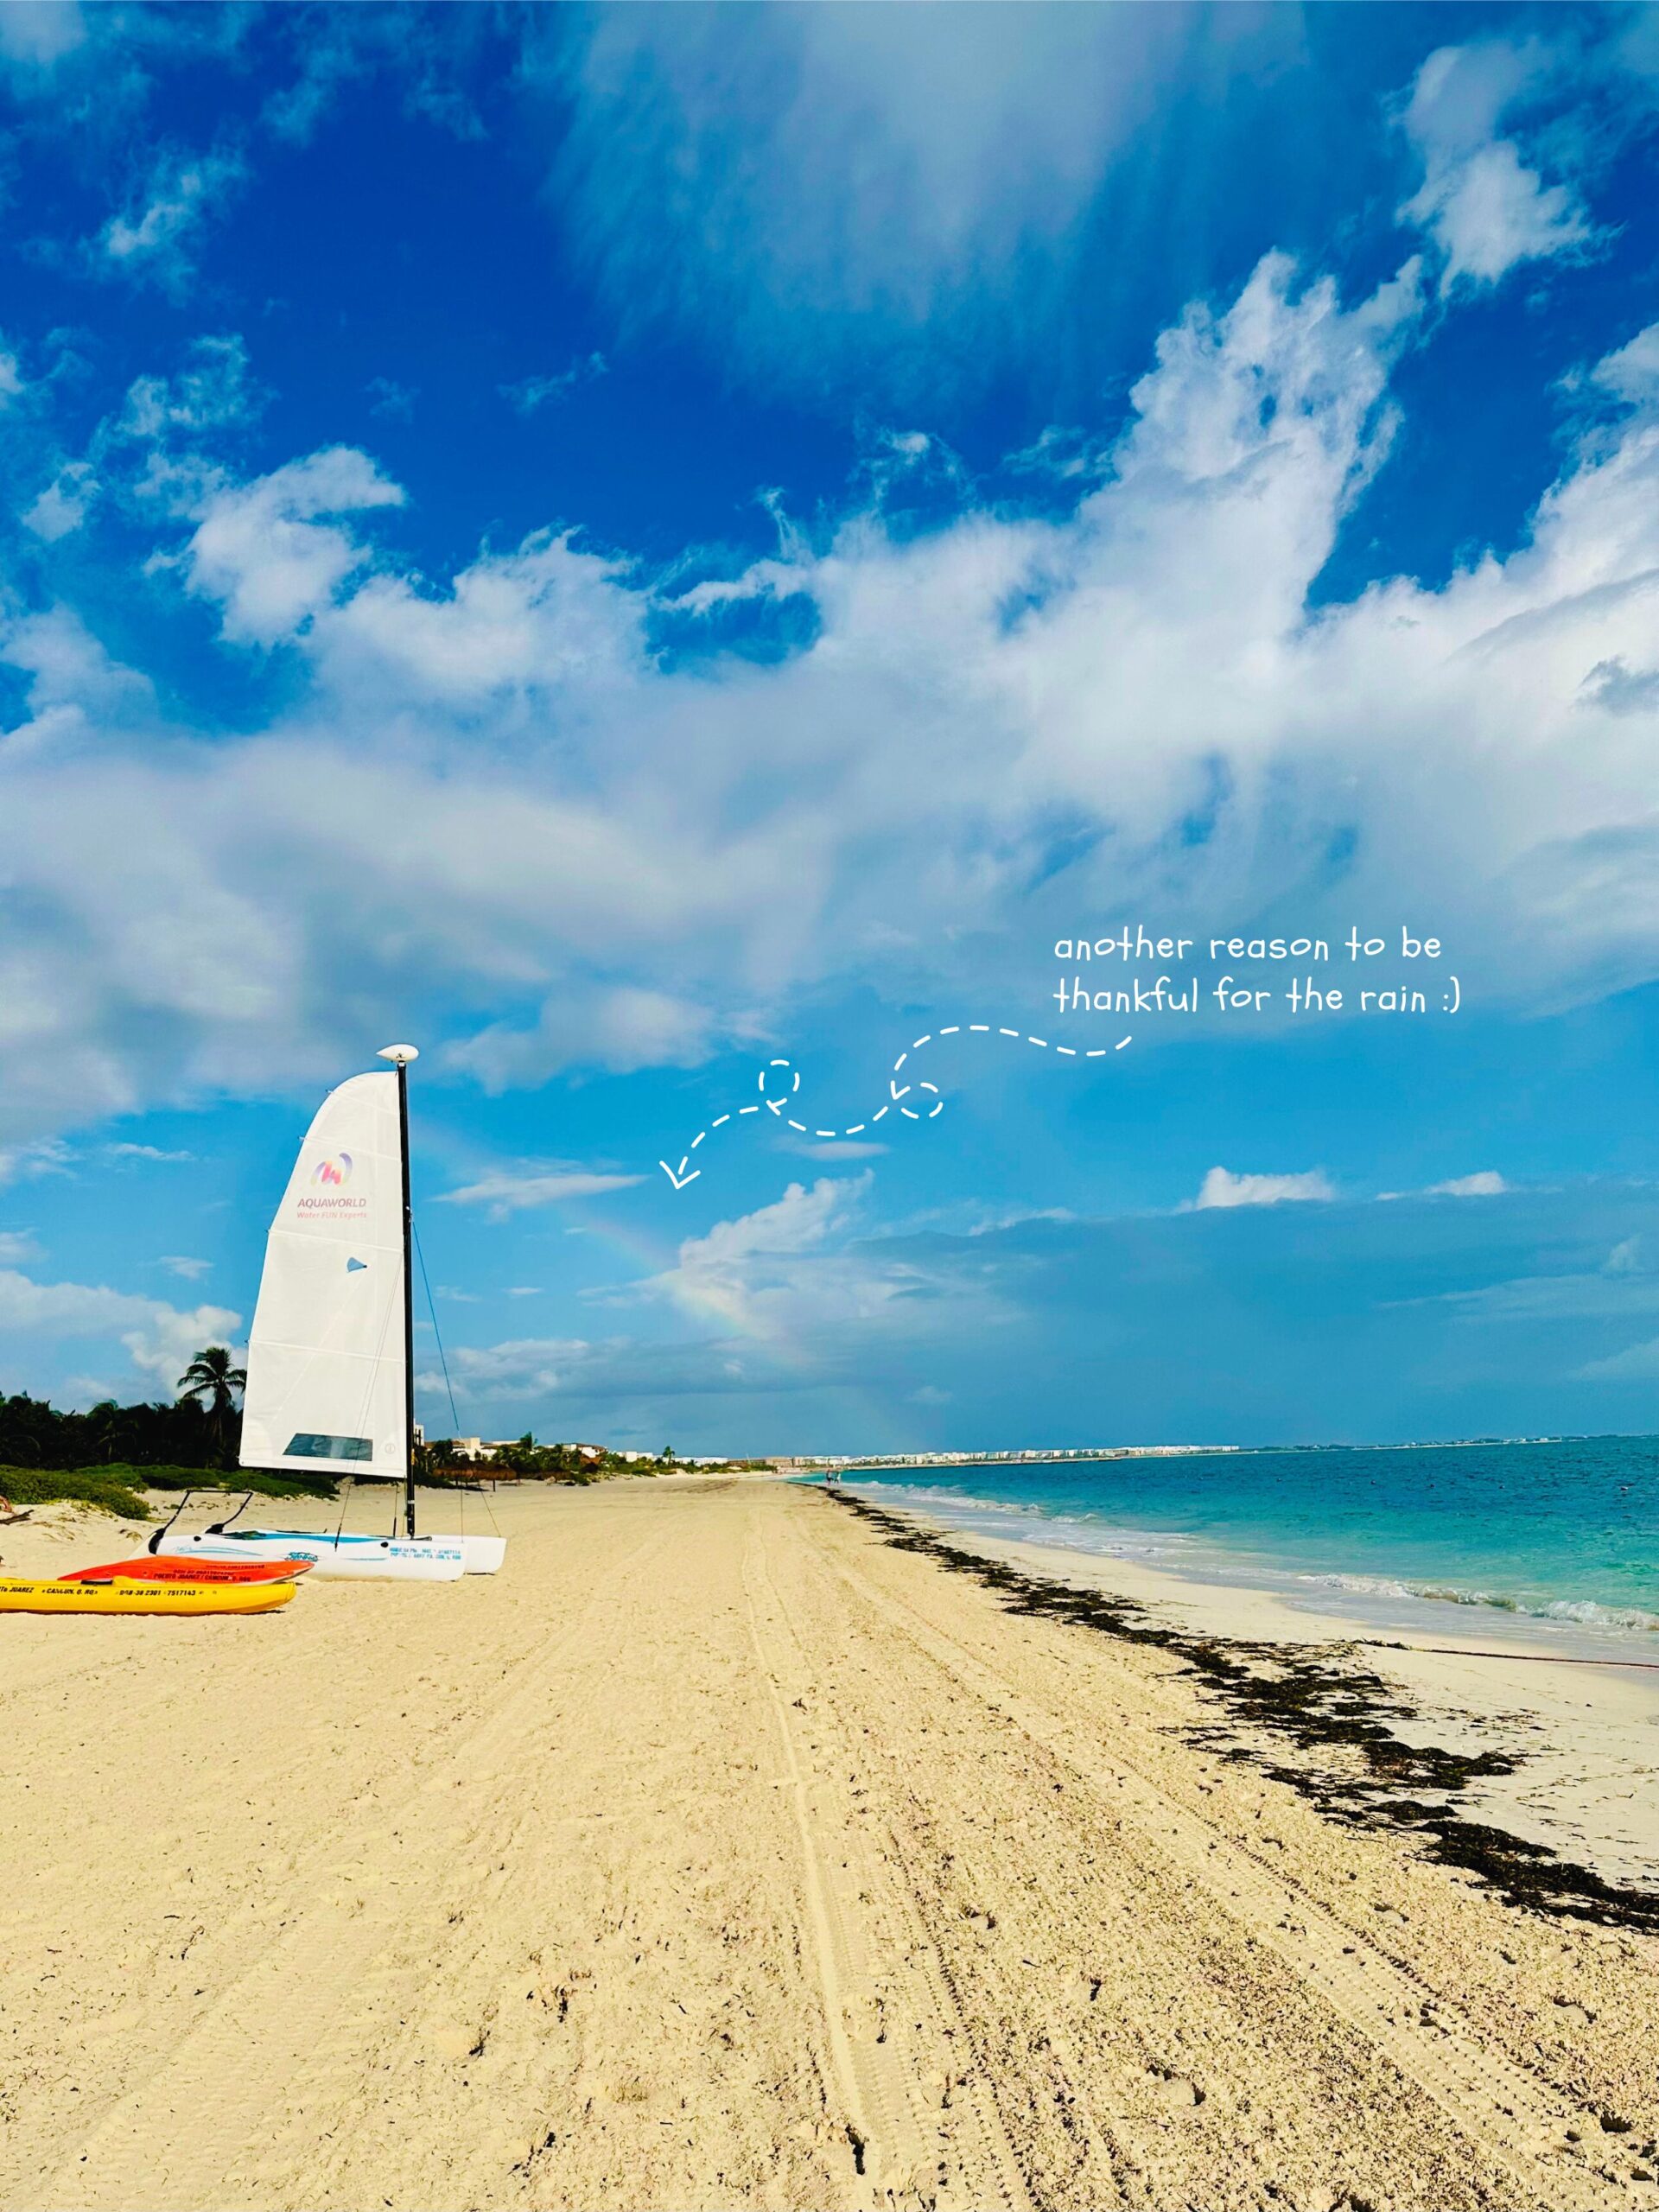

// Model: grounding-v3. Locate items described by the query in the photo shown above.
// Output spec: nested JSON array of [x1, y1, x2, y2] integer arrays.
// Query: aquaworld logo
[[298, 1150, 366, 1213]]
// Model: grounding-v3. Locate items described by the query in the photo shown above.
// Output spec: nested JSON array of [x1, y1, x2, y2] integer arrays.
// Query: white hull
[[243, 1528, 505, 1575], [160, 1529, 466, 1581]]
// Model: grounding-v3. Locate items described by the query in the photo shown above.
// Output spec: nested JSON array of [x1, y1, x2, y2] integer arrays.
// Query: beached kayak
[[0, 1577, 296, 1617], [60, 1556, 312, 1585]]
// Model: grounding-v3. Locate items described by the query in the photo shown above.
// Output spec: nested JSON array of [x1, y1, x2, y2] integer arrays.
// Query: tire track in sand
[[742, 1510, 1035, 2212], [820, 1512, 1647, 2212], [35, 1519, 672, 2212]]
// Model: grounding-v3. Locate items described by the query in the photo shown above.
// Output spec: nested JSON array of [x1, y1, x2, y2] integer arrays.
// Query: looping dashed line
[[658, 1024, 1131, 1188]]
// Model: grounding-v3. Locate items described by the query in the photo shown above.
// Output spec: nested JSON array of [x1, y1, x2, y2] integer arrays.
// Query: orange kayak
[[60, 1555, 313, 1586]]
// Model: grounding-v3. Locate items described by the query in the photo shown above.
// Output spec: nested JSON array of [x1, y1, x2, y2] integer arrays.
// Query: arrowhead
[[658, 1158, 701, 1191]]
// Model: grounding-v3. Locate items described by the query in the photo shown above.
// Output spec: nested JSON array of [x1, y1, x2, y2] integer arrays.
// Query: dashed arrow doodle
[[658, 1023, 1133, 1189]]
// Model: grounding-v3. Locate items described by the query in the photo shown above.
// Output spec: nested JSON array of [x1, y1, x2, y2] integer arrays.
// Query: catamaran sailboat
[[150, 1046, 505, 1581]]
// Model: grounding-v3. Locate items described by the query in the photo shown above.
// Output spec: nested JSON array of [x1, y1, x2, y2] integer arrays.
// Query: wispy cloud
[[366, 376, 416, 421], [0, 1141, 73, 1189], [0, 3, 87, 71], [94, 142, 248, 294], [539, 5, 1297, 400], [24, 460, 97, 541], [499, 353, 607, 415], [160, 1255, 211, 1281], [777, 1136, 888, 1161], [439, 1164, 645, 1221], [1379, 1170, 1510, 1201]]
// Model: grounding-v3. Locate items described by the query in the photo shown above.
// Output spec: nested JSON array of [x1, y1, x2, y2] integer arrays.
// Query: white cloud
[[1399, 41, 1592, 291], [96, 143, 247, 293], [161, 1255, 211, 1281], [179, 447, 404, 644], [0, 1265, 238, 1391], [1192, 1166, 1335, 1211], [0, 1230, 41, 1263], [108, 1141, 195, 1164], [438, 1164, 644, 1221], [15, 249, 1659, 1156], [0, 605, 152, 757], [621, 1173, 970, 1353], [24, 461, 98, 541]]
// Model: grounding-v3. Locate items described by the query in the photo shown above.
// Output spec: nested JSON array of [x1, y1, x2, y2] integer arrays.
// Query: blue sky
[[7, 1, 1659, 1452]]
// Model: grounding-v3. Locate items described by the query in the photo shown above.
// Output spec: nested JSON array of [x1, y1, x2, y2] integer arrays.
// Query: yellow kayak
[[0, 1576, 296, 1617]]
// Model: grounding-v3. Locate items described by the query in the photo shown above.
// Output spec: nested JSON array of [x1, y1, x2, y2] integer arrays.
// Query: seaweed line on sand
[[828, 1488, 1659, 1936]]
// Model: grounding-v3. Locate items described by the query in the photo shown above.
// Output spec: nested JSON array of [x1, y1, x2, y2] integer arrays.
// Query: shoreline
[[844, 1490, 1659, 1908], [832, 1471, 1659, 1655]]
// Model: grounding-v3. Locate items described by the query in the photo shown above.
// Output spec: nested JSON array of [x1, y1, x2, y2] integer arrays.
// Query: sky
[[6, 0, 1659, 1452]]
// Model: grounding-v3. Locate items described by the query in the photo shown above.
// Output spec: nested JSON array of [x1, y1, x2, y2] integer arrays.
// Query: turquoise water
[[847, 1437, 1659, 1649]]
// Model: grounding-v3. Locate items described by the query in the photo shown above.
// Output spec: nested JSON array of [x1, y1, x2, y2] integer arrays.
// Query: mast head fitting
[[377, 1044, 420, 1065]]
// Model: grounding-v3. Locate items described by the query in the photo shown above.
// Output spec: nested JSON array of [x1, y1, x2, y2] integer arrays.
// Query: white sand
[[1, 1478, 1655, 2210]]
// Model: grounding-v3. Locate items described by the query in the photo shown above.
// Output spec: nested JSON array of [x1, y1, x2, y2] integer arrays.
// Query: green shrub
[[0, 1463, 340, 1522], [0, 1466, 151, 1519]]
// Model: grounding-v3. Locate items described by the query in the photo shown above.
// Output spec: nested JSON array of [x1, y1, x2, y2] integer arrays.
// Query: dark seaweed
[[828, 1489, 1659, 1935]]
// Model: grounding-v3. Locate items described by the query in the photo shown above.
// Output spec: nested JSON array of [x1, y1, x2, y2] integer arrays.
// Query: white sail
[[238, 1070, 408, 1482]]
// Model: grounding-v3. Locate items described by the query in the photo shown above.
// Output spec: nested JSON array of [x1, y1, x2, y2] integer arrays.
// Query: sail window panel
[[284, 1433, 374, 1462]]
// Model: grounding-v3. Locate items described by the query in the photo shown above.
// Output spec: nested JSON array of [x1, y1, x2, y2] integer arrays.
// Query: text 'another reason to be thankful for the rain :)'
[[1051, 926, 1462, 1017]]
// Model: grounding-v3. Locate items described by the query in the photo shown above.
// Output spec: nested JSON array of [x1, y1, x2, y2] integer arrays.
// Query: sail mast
[[378, 1045, 421, 1539]]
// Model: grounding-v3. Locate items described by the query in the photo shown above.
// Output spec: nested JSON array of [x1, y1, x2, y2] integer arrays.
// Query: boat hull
[[63, 1555, 310, 1585], [160, 1529, 466, 1580], [1, 1576, 295, 1617]]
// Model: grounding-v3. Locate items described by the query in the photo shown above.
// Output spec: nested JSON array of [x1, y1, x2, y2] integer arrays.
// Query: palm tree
[[176, 1345, 247, 1468]]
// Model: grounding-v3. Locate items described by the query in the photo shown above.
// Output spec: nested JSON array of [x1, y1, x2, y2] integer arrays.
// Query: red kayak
[[60, 1555, 313, 1586]]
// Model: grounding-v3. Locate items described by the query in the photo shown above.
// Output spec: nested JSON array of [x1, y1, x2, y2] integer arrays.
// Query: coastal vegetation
[[0, 1351, 321, 1518], [1, 1385, 236, 1473], [2, 1364, 766, 1518]]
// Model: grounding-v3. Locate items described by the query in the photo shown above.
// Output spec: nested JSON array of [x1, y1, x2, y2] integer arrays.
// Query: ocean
[[844, 1436, 1659, 1652]]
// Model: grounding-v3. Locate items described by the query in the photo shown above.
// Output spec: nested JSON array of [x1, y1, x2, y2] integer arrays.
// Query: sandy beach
[[3, 1476, 1657, 2212]]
